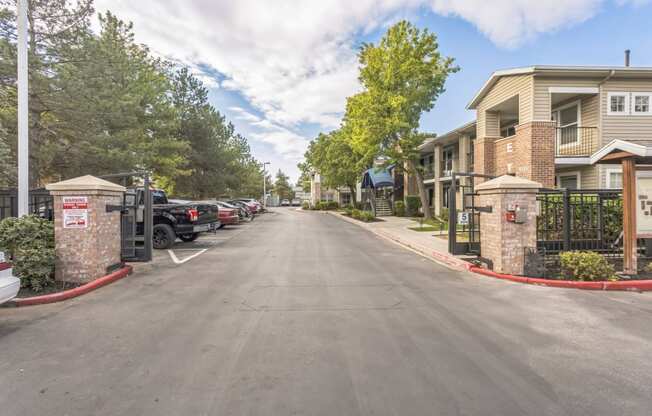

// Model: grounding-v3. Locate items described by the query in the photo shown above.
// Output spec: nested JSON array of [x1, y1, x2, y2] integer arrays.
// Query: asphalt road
[[1, 208, 652, 416]]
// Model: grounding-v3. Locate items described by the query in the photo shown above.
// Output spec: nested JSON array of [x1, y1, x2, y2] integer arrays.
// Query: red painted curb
[[0, 262, 11, 272], [468, 266, 652, 291], [11, 266, 133, 307]]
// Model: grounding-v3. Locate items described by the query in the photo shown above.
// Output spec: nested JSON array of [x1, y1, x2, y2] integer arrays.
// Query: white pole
[[17, 0, 29, 216]]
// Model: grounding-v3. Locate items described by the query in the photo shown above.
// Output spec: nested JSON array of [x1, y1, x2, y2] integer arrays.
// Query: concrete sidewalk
[[330, 212, 471, 271]]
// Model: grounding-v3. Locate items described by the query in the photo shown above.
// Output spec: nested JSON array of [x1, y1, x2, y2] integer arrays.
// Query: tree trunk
[[406, 159, 432, 220], [348, 184, 357, 208]]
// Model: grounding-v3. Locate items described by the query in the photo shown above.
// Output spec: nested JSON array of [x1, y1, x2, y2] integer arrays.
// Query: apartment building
[[413, 63, 652, 217]]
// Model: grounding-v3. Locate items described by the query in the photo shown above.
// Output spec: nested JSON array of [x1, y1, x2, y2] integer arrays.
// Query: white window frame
[[556, 171, 581, 190], [607, 92, 630, 115], [552, 99, 582, 147], [605, 167, 623, 189], [632, 92, 652, 116]]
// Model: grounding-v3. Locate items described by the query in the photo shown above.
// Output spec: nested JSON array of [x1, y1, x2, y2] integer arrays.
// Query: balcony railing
[[423, 166, 435, 180], [555, 126, 599, 158], [441, 160, 453, 177]]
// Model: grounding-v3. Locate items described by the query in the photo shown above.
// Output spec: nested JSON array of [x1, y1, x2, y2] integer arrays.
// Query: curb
[[328, 212, 652, 292], [468, 266, 652, 292], [10, 265, 133, 307]]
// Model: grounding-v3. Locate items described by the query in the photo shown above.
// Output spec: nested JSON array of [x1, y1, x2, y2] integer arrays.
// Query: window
[[633, 93, 652, 115], [608, 93, 628, 115], [441, 147, 454, 176], [606, 168, 623, 189], [500, 125, 516, 137], [442, 183, 450, 208], [552, 101, 580, 146], [556, 172, 580, 190]]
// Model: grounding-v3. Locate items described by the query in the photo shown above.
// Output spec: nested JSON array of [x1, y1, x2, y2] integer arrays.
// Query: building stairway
[[374, 198, 393, 216]]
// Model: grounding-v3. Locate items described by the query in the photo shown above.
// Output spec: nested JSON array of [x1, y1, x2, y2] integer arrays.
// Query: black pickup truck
[[135, 189, 220, 249]]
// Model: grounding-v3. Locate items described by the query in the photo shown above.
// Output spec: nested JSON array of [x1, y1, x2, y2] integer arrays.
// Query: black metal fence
[[0, 188, 54, 221], [526, 188, 635, 278]]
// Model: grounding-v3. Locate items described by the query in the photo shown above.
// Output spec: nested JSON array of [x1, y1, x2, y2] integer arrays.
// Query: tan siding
[[556, 166, 598, 189], [601, 79, 652, 145], [532, 77, 601, 121], [477, 75, 533, 137], [581, 95, 599, 128]]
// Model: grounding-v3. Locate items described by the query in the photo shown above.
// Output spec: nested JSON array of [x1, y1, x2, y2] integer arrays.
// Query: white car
[[291, 198, 301, 206], [0, 255, 20, 305], [281, 199, 290, 206]]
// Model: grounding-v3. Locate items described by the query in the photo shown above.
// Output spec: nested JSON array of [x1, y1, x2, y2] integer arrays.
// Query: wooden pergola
[[591, 140, 652, 275]]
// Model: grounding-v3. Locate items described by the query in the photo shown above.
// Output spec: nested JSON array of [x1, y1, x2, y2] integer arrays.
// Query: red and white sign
[[62, 196, 89, 229], [62, 196, 88, 210]]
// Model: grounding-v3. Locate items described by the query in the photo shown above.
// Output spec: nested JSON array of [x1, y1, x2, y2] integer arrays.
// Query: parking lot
[[147, 211, 275, 268]]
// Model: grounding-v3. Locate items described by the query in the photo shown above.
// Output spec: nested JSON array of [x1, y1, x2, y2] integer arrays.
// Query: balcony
[[555, 126, 598, 158], [441, 160, 453, 178], [422, 165, 435, 180]]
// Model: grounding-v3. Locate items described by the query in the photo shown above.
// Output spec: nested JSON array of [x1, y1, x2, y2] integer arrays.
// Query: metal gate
[[0, 188, 54, 221], [447, 172, 494, 257], [101, 172, 152, 262]]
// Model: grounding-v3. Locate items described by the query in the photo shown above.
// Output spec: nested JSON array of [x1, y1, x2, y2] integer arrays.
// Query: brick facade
[[476, 176, 541, 275], [474, 121, 555, 188]]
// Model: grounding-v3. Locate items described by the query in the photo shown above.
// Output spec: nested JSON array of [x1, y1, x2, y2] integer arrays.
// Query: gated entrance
[[100, 172, 153, 262], [447, 172, 494, 256]]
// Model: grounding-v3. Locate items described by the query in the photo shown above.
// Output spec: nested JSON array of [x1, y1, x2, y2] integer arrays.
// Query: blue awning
[[361, 167, 394, 189]]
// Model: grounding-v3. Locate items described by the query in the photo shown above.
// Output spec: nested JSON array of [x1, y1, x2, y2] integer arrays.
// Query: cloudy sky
[[94, 0, 652, 182]]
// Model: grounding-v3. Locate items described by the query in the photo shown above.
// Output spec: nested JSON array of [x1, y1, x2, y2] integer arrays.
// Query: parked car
[[217, 205, 239, 227], [0, 259, 20, 305], [135, 189, 220, 249], [281, 199, 290, 206], [291, 198, 301, 206], [228, 199, 257, 218], [236, 198, 263, 213], [216, 201, 250, 222]]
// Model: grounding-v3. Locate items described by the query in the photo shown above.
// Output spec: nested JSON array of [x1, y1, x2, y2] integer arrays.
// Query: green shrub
[[440, 207, 450, 222], [394, 201, 405, 217], [302, 201, 310, 210], [343, 207, 354, 216], [559, 251, 617, 281], [0, 215, 55, 291], [405, 195, 421, 217], [360, 211, 375, 222]]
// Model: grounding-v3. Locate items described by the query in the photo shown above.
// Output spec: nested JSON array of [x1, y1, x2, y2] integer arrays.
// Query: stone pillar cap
[[46, 175, 126, 192], [475, 175, 542, 191]]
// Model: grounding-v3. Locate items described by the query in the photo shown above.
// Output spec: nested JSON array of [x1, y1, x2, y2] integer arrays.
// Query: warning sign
[[63, 196, 88, 229]]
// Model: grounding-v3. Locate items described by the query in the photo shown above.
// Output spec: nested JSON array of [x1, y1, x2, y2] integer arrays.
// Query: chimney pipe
[[625, 49, 631, 67]]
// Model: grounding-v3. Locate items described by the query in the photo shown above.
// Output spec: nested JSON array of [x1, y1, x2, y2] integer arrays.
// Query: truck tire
[[153, 224, 176, 249], [179, 232, 200, 242]]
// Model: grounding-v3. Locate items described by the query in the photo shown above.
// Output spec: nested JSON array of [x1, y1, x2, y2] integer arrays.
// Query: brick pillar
[[474, 136, 498, 184], [476, 175, 541, 275], [527, 121, 556, 189], [46, 175, 125, 283]]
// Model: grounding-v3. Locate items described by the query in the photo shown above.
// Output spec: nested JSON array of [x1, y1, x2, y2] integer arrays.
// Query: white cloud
[[93, 0, 643, 175]]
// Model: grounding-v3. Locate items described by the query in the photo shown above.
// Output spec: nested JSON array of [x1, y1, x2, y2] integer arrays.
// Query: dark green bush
[[405, 195, 421, 216], [394, 201, 405, 217], [440, 207, 450, 222], [302, 201, 310, 210], [559, 251, 617, 281], [0, 215, 55, 291]]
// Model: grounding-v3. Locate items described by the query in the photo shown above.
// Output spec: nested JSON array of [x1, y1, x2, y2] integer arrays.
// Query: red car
[[218, 207, 239, 228]]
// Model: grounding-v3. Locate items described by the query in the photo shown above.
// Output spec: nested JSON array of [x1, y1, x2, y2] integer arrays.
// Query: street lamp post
[[17, 0, 29, 216], [262, 162, 270, 208]]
